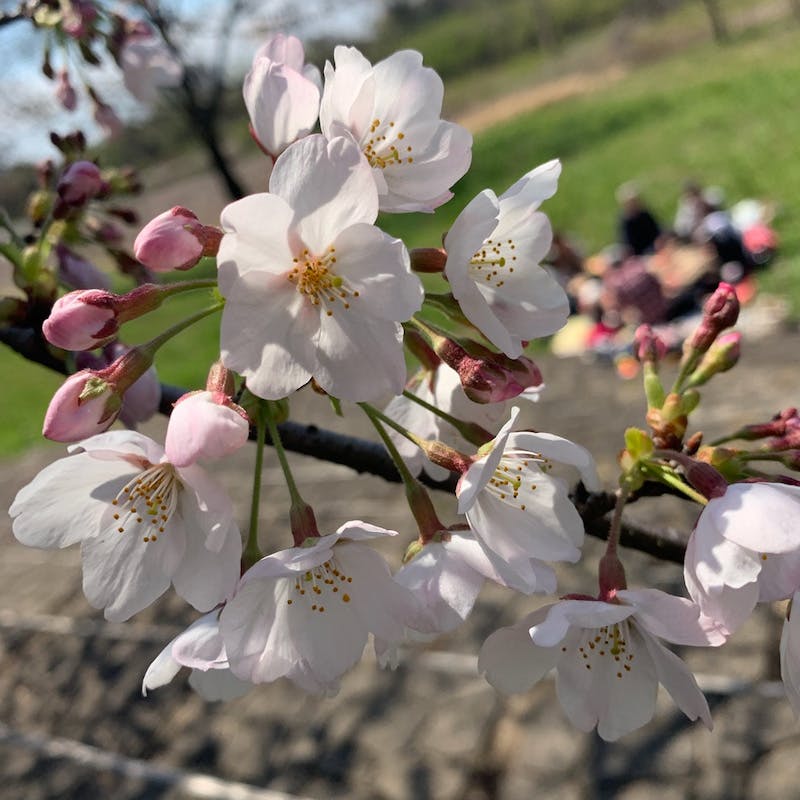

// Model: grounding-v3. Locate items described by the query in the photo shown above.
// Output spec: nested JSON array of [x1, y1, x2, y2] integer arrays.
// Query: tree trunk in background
[[700, 0, 729, 43], [531, 0, 559, 53], [790, 0, 800, 22]]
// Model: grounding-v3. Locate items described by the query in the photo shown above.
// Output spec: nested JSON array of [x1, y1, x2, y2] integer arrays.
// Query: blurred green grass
[[2, 22, 799, 457]]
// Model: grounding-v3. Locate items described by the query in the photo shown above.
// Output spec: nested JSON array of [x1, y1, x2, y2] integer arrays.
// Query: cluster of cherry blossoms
[[5, 30, 800, 745]]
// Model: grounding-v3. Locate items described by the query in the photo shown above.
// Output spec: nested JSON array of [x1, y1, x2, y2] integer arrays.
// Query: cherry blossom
[[10, 429, 241, 622], [244, 33, 322, 159], [320, 46, 472, 213], [120, 32, 183, 104], [456, 408, 600, 592], [444, 160, 569, 358], [479, 589, 719, 741], [684, 481, 800, 636], [220, 522, 425, 693], [218, 134, 423, 401], [143, 612, 251, 701]]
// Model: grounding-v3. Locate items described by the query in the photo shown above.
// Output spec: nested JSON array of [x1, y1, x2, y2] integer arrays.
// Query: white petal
[[507, 431, 601, 492], [142, 640, 182, 696], [81, 517, 185, 622], [331, 223, 422, 321], [171, 612, 227, 669], [639, 627, 712, 731], [499, 159, 561, 208], [11, 454, 134, 549], [531, 600, 635, 647], [313, 310, 407, 401], [617, 588, 726, 646], [270, 134, 378, 252], [479, 608, 558, 693]]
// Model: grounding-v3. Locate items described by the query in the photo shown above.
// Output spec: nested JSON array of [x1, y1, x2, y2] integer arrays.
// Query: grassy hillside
[[380, 23, 800, 305]]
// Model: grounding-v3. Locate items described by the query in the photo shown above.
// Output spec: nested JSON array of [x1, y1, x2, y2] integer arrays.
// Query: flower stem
[[360, 402, 446, 543], [402, 389, 492, 446], [359, 401, 428, 451], [138, 300, 224, 359], [158, 278, 219, 298], [263, 399, 303, 505], [243, 400, 267, 569], [606, 486, 629, 557], [643, 463, 709, 505]]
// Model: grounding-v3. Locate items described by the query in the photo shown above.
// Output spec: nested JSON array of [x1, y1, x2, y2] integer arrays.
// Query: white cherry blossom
[[143, 612, 251, 701], [220, 522, 425, 694], [10, 430, 241, 622], [684, 482, 800, 637], [244, 33, 321, 159], [456, 408, 600, 593], [479, 589, 720, 741], [218, 134, 423, 401], [320, 46, 472, 213], [120, 34, 183, 104], [444, 160, 570, 358]]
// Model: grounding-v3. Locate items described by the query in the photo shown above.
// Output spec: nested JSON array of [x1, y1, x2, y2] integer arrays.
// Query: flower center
[[284, 558, 353, 614], [469, 236, 518, 289], [487, 451, 550, 512], [110, 463, 181, 543], [561, 622, 637, 679], [363, 118, 414, 169], [287, 246, 359, 316]]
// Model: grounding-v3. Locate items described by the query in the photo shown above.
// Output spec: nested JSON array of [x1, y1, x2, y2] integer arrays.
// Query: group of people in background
[[546, 179, 779, 358]]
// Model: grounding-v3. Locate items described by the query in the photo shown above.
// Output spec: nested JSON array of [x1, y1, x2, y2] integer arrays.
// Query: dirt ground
[[1, 319, 798, 800]]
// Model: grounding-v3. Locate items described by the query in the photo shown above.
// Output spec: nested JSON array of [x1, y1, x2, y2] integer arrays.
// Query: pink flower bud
[[164, 391, 250, 467], [56, 69, 77, 111], [688, 282, 740, 353], [77, 342, 161, 428], [634, 324, 667, 363], [56, 160, 106, 206], [43, 291, 119, 350], [42, 284, 166, 351], [434, 336, 543, 403], [134, 207, 223, 272], [43, 371, 121, 442]]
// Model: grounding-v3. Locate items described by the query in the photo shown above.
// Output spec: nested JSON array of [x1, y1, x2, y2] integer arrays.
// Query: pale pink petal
[[507, 431, 601, 492], [331, 223, 422, 321], [269, 135, 378, 252], [80, 517, 185, 622], [639, 627, 712, 730], [479, 608, 558, 693], [530, 600, 635, 647], [10, 454, 134, 549], [617, 588, 726, 646], [165, 392, 249, 467]]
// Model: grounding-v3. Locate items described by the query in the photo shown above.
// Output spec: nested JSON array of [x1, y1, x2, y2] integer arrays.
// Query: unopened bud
[[634, 324, 667, 364], [686, 331, 741, 388], [409, 248, 447, 273], [134, 207, 222, 272], [56, 160, 106, 207], [687, 282, 739, 354], [433, 336, 543, 404], [164, 390, 250, 467], [55, 69, 77, 111], [42, 284, 166, 350], [43, 371, 121, 442]]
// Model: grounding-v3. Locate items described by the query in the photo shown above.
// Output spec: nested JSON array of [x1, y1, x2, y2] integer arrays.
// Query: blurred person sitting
[[601, 245, 668, 326], [616, 182, 662, 256], [673, 179, 705, 241], [694, 186, 753, 278]]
